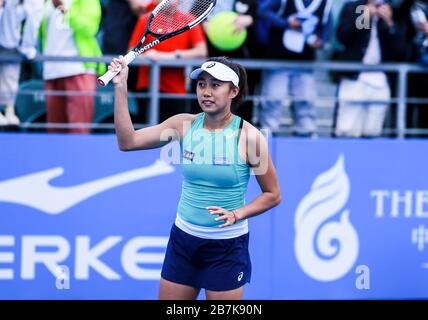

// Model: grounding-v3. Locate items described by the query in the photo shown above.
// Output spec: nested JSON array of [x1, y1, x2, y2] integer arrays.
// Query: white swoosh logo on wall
[[0, 160, 174, 214]]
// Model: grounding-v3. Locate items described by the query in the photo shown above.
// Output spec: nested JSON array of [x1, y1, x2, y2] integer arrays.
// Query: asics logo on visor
[[190, 61, 240, 87]]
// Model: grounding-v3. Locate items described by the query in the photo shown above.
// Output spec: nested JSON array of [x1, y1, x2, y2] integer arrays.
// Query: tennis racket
[[97, 0, 217, 86]]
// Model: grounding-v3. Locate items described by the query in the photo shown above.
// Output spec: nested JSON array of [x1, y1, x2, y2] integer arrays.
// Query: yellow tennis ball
[[207, 11, 247, 51], [157, 28, 164, 33]]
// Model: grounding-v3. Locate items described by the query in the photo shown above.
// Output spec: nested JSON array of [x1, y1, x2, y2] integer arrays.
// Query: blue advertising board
[[0, 134, 427, 299]]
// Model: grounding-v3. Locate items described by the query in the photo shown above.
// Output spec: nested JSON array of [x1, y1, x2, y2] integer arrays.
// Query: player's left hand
[[207, 206, 237, 227]]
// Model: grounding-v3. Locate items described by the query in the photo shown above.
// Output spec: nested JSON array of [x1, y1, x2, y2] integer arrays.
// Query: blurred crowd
[[0, 0, 428, 137]]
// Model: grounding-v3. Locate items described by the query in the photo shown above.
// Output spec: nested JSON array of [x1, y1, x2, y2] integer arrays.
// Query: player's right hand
[[109, 56, 129, 86]]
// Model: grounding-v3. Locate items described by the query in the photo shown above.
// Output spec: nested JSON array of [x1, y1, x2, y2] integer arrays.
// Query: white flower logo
[[294, 155, 359, 281]]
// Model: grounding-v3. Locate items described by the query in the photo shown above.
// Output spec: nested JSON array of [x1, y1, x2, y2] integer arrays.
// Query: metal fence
[[1, 54, 428, 137]]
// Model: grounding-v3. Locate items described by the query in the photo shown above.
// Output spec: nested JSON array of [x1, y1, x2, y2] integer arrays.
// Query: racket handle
[[97, 51, 138, 87]]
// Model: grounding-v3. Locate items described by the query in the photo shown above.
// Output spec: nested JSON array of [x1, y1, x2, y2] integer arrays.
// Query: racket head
[[97, 0, 216, 86], [148, 0, 216, 37]]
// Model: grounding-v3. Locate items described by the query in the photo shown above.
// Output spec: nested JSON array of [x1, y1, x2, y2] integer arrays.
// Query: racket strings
[[150, 0, 214, 35]]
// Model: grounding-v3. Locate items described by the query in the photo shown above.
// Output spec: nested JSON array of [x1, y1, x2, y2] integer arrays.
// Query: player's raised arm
[[110, 56, 188, 151]]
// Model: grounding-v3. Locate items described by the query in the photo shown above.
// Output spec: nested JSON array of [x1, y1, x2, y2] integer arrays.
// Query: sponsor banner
[[0, 134, 427, 299], [272, 138, 428, 299]]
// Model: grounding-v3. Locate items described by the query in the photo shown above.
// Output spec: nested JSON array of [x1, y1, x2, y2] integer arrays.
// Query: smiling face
[[196, 72, 239, 115]]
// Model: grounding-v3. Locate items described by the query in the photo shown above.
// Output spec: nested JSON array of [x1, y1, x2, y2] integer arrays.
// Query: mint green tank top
[[177, 113, 250, 227]]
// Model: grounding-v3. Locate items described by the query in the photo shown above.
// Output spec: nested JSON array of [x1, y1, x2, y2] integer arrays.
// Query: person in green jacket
[[40, 0, 105, 133]]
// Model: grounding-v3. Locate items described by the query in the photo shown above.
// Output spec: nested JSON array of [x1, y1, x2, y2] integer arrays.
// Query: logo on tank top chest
[[183, 150, 195, 161], [213, 156, 232, 166]]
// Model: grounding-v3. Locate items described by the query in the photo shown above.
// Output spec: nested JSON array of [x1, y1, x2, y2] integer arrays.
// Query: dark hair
[[205, 56, 248, 110]]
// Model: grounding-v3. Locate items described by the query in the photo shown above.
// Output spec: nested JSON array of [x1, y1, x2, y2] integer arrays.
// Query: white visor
[[190, 61, 240, 87]]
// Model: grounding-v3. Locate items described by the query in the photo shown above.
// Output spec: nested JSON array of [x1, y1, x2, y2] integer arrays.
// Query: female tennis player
[[109, 55, 281, 300]]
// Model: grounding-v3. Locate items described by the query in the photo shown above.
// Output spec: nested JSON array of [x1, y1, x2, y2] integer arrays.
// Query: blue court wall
[[0, 133, 427, 299]]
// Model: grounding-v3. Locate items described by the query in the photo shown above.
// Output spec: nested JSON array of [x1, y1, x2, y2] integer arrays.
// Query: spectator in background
[[204, 0, 262, 125], [129, 0, 207, 123], [103, 0, 155, 55], [333, 0, 407, 138], [0, 0, 43, 126], [400, 0, 428, 135], [40, 0, 105, 133], [258, 0, 333, 137], [411, 0, 428, 65]]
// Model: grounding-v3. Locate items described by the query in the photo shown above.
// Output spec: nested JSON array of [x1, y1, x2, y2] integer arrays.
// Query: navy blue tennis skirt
[[161, 224, 251, 291]]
